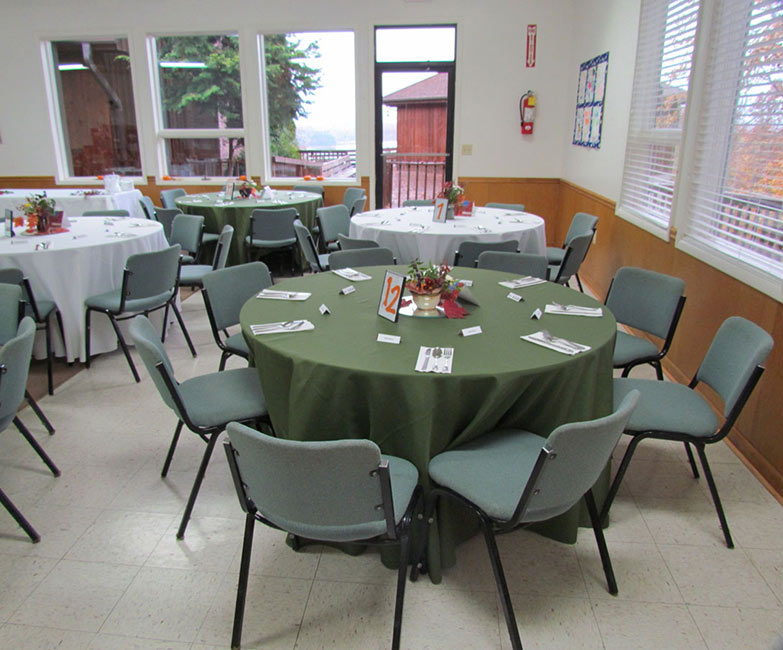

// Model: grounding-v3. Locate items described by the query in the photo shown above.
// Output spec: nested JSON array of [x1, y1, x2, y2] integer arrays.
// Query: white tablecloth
[[349, 206, 547, 265], [0, 188, 145, 219], [0, 217, 168, 362]]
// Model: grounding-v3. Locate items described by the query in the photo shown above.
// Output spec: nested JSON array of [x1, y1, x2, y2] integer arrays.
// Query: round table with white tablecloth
[[0, 188, 145, 219], [0, 217, 168, 362], [349, 205, 547, 265]]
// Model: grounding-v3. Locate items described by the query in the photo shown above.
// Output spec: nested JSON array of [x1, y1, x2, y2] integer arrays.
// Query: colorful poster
[[572, 52, 609, 148]]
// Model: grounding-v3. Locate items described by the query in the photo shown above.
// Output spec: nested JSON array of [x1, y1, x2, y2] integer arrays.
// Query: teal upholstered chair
[[159, 188, 187, 209], [341, 187, 366, 214], [413, 391, 640, 650], [224, 422, 420, 650], [179, 225, 234, 290], [486, 202, 526, 212], [477, 251, 549, 280], [546, 212, 598, 292], [603, 317, 773, 548], [153, 208, 181, 242], [336, 233, 380, 250], [169, 213, 204, 264], [82, 209, 130, 217], [329, 247, 395, 270], [84, 244, 196, 383], [0, 313, 61, 543], [0, 267, 65, 396], [201, 261, 273, 371], [605, 266, 686, 380], [129, 315, 270, 539], [549, 232, 593, 289], [244, 208, 298, 271], [453, 239, 518, 267], [316, 204, 351, 253], [403, 199, 435, 207], [294, 219, 329, 273], [139, 195, 157, 220], [347, 195, 366, 217]]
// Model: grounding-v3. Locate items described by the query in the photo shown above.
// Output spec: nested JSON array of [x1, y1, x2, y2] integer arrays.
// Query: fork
[[251, 320, 302, 332], [540, 330, 579, 352]]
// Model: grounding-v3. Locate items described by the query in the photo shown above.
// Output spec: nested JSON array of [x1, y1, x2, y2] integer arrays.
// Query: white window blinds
[[617, 0, 699, 235], [678, 0, 783, 285]]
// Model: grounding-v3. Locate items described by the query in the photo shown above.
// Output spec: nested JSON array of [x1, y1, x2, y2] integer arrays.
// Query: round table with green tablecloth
[[239, 266, 617, 582], [175, 190, 322, 266]]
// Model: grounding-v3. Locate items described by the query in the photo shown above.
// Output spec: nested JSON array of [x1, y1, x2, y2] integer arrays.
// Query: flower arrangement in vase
[[18, 192, 56, 233], [236, 176, 258, 198], [406, 260, 463, 313], [438, 181, 464, 218]]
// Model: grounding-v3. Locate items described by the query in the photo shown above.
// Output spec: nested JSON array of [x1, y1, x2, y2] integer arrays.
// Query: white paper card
[[377, 333, 401, 344], [507, 292, 524, 302], [319, 304, 330, 315], [432, 197, 449, 223], [461, 326, 482, 337], [458, 279, 473, 287], [531, 308, 543, 320], [340, 285, 356, 295]]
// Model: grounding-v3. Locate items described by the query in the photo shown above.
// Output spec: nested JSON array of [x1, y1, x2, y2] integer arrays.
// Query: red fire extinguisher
[[520, 91, 536, 135]]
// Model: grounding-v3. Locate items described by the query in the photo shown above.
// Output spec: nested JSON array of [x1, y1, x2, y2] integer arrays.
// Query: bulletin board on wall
[[572, 52, 609, 148]]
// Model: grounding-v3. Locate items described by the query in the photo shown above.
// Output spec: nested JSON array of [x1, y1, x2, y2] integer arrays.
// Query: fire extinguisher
[[520, 91, 536, 135]]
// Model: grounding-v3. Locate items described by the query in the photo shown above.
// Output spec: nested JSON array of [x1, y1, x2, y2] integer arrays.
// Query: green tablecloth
[[175, 190, 322, 266], [239, 267, 616, 581]]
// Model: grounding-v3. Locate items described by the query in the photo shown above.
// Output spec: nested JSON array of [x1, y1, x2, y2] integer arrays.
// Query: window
[[152, 34, 245, 178], [47, 39, 142, 179], [263, 31, 355, 180], [617, 0, 699, 237]]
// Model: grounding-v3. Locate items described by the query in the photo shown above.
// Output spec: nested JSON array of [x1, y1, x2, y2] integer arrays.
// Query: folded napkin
[[499, 276, 547, 289], [250, 320, 314, 335], [544, 303, 603, 317], [332, 268, 372, 281], [521, 331, 591, 355], [256, 289, 311, 301], [415, 346, 454, 373]]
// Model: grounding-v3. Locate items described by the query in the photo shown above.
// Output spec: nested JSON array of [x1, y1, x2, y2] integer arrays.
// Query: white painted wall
[[0, 0, 636, 201]]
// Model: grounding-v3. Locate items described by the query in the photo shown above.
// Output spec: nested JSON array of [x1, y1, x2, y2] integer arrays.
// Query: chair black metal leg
[[44, 318, 54, 396], [14, 417, 60, 477], [218, 350, 230, 372], [0, 486, 40, 543], [176, 432, 219, 539], [409, 492, 438, 583], [683, 442, 700, 479], [161, 304, 171, 343], [84, 308, 92, 368], [575, 272, 584, 293], [161, 421, 184, 477], [392, 527, 410, 650], [585, 489, 617, 595], [107, 314, 140, 383], [600, 434, 644, 523], [695, 444, 733, 548], [231, 512, 255, 650], [479, 512, 522, 650], [170, 303, 197, 358], [54, 309, 66, 359], [25, 391, 55, 435]]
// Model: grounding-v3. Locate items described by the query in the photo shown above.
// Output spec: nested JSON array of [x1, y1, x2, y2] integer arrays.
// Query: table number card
[[378, 270, 405, 322], [223, 182, 235, 200], [432, 198, 449, 223]]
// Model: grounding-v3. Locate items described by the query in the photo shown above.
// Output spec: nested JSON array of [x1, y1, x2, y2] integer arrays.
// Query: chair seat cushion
[[201, 232, 220, 243], [326, 241, 340, 253], [245, 236, 296, 249], [179, 367, 267, 429], [613, 330, 660, 367], [613, 378, 719, 437], [179, 264, 212, 286], [318, 253, 330, 270], [223, 331, 250, 357], [85, 289, 173, 314], [429, 429, 545, 522], [546, 246, 565, 264]]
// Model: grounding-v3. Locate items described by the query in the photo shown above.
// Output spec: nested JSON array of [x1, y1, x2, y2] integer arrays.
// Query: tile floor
[[1, 291, 781, 649]]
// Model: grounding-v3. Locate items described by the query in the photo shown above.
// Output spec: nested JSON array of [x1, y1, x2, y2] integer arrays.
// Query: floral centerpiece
[[236, 176, 258, 198], [406, 260, 463, 313], [18, 192, 56, 233], [438, 181, 464, 207]]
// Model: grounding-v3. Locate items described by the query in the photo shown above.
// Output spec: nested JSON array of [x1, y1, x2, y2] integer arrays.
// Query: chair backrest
[[551, 232, 593, 284], [486, 202, 526, 212], [0, 268, 43, 322], [225, 421, 397, 542], [249, 208, 298, 241], [337, 233, 380, 250], [316, 204, 351, 244], [139, 195, 157, 220], [342, 187, 366, 211], [454, 239, 518, 267], [329, 247, 395, 269], [170, 213, 204, 255], [564, 212, 598, 245], [122, 244, 181, 305], [82, 209, 130, 217], [696, 316, 773, 418], [128, 315, 184, 419], [477, 251, 548, 280], [202, 261, 273, 331], [293, 184, 324, 196], [153, 208, 181, 241], [0, 317, 36, 431], [512, 390, 640, 526], [0, 283, 24, 346], [293, 219, 324, 272], [605, 267, 685, 339], [348, 196, 366, 217], [403, 199, 435, 207], [160, 188, 187, 209], [211, 224, 234, 270]]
